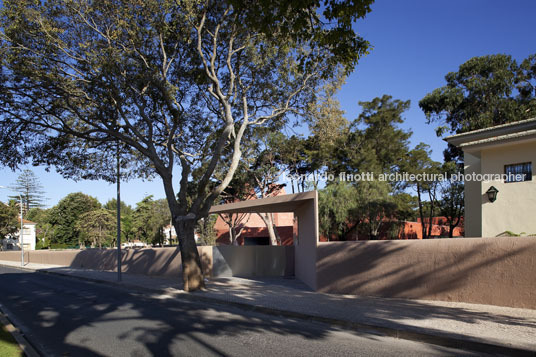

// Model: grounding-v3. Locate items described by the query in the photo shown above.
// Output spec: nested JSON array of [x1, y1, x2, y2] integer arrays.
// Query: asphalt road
[[0, 266, 483, 357]]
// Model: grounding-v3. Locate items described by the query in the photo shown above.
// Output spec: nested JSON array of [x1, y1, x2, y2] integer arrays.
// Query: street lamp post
[[18, 193, 23, 266], [116, 143, 122, 282], [0, 186, 24, 266]]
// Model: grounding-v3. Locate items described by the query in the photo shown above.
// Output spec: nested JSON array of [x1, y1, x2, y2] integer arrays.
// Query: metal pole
[[117, 143, 122, 282], [19, 194, 23, 266]]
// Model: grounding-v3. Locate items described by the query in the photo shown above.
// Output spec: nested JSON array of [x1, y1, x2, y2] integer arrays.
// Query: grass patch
[[0, 324, 23, 357]]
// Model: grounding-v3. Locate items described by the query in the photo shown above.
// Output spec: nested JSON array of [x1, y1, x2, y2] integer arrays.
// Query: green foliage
[[103, 199, 133, 217], [0, 201, 18, 239], [228, 0, 373, 73], [76, 209, 116, 248], [438, 162, 464, 237], [402, 143, 442, 239], [0, 0, 374, 285], [392, 193, 418, 222], [277, 135, 309, 193], [132, 196, 171, 245], [0, 0, 371, 194], [317, 95, 417, 240], [355, 95, 412, 173], [103, 198, 135, 243], [49, 243, 73, 250], [319, 181, 360, 240], [355, 180, 397, 240], [0, 324, 23, 357], [26, 207, 52, 249], [48, 193, 101, 246], [420, 53, 536, 161], [196, 215, 217, 246], [496, 231, 523, 237], [8, 169, 46, 214], [332, 95, 411, 177]]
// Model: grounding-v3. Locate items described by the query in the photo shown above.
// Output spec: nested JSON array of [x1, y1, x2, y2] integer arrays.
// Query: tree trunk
[[229, 226, 240, 246], [258, 213, 280, 246], [175, 219, 205, 292], [160, 172, 205, 292], [417, 184, 427, 239], [427, 194, 435, 239]]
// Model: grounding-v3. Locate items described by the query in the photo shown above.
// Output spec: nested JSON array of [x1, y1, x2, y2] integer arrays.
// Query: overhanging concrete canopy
[[209, 191, 317, 214], [209, 191, 319, 290]]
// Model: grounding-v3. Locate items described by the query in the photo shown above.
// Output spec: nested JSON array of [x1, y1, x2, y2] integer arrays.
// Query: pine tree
[[9, 169, 46, 215]]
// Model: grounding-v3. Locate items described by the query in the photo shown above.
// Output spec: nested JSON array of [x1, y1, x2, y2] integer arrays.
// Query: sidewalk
[[1, 260, 535, 355]]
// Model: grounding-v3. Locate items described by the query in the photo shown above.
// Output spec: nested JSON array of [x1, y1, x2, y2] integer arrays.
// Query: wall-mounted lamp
[[486, 186, 499, 203]]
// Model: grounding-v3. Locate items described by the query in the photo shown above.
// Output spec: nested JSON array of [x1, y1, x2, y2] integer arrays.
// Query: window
[[505, 162, 532, 182]]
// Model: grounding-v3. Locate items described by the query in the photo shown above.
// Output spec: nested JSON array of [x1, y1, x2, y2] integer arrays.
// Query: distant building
[[318, 217, 464, 241], [162, 224, 200, 245], [162, 223, 177, 245], [213, 188, 295, 246], [2, 218, 37, 251], [446, 118, 536, 237], [213, 209, 294, 246]]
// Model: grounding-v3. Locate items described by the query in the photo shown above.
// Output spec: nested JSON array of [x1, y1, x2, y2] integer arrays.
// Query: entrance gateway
[[209, 191, 319, 290]]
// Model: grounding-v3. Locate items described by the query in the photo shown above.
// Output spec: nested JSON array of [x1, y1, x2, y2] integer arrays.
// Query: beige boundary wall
[[213, 246, 294, 277], [1, 237, 534, 308], [0, 245, 293, 279], [316, 237, 536, 309]]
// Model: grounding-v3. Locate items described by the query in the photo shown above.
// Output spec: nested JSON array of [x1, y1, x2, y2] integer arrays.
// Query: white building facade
[[446, 118, 536, 237]]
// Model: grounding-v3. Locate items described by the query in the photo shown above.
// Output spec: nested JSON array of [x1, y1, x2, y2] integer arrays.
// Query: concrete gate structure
[[209, 191, 319, 290]]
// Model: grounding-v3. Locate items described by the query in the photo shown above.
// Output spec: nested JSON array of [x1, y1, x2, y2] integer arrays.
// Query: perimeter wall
[[0, 245, 294, 279], [1, 237, 535, 308], [316, 237, 536, 309]]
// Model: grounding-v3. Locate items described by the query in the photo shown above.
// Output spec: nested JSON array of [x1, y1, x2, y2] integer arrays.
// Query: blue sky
[[1, 0, 535, 208]]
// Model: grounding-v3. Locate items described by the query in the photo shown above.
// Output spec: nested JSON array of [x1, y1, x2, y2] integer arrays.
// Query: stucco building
[[214, 209, 294, 246], [1, 218, 37, 251], [446, 118, 536, 237]]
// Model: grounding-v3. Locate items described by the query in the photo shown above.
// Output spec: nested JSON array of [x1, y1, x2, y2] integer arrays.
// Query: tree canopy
[[0, 0, 374, 290], [47, 192, 101, 247], [419, 53, 536, 161], [76, 208, 116, 248], [9, 169, 46, 214], [0, 201, 18, 239]]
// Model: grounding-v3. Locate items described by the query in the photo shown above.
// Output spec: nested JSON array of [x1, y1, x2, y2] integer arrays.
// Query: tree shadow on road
[[0, 267, 491, 356]]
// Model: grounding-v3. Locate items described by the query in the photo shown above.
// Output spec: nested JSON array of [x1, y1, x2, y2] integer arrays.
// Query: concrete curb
[[0, 305, 41, 357], [3, 264, 536, 356]]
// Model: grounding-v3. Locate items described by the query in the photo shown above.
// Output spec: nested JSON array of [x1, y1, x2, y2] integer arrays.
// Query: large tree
[[132, 196, 171, 246], [438, 162, 464, 238], [403, 143, 442, 239], [104, 199, 135, 244], [26, 207, 53, 248], [48, 192, 101, 247], [318, 181, 360, 241], [0, 0, 373, 290], [77, 208, 116, 248], [9, 169, 46, 214], [419, 54, 536, 162], [0, 201, 18, 240]]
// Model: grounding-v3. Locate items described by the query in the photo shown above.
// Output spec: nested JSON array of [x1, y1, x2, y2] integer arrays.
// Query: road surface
[[0, 266, 482, 356]]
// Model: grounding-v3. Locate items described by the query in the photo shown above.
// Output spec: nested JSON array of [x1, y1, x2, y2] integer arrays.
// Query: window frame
[[504, 162, 532, 183]]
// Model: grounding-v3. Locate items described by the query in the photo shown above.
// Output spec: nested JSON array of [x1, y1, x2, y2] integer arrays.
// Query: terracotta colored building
[[214, 210, 295, 246], [213, 188, 464, 244], [318, 217, 464, 241], [398, 217, 464, 239]]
